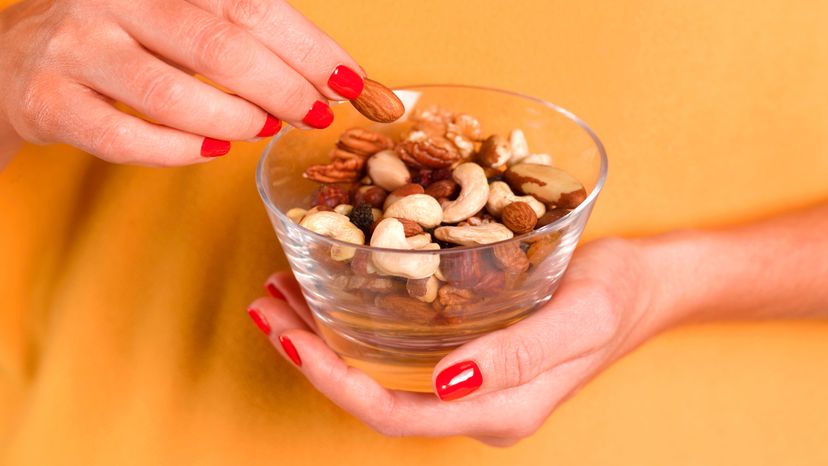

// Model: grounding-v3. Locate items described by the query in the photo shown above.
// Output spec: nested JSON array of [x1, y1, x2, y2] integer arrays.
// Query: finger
[[190, 0, 365, 100], [79, 42, 280, 140], [39, 83, 229, 165], [263, 271, 317, 331], [120, 0, 333, 128], [246, 295, 310, 341], [432, 277, 620, 401]]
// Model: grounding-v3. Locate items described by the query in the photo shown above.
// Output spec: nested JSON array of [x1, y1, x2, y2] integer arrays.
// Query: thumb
[[431, 281, 620, 401]]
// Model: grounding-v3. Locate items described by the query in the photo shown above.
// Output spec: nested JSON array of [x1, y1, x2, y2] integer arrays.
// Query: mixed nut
[[287, 105, 587, 323]]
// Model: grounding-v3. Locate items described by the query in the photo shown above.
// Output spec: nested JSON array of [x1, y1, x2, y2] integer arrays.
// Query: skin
[[250, 203, 828, 447], [0, 0, 362, 166]]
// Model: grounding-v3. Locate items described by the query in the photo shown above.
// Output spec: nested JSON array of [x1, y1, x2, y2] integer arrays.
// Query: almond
[[501, 201, 538, 234], [395, 217, 424, 237], [383, 183, 425, 209], [350, 78, 404, 123], [424, 179, 459, 199]]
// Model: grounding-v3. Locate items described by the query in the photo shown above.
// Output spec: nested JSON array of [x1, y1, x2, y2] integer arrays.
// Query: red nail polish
[[435, 361, 482, 401], [327, 65, 364, 100], [201, 138, 231, 157], [247, 308, 271, 335], [302, 101, 334, 129], [265, 282, 285, 301], [279, 335, 302, 367], [257, 114, 282, 137]]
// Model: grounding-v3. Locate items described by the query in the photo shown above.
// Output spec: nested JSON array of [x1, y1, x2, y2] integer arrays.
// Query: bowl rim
[[256, 83, 608, 254]]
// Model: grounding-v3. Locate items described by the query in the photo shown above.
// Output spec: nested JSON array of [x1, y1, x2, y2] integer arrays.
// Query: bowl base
[[341, 356, 435, 393]]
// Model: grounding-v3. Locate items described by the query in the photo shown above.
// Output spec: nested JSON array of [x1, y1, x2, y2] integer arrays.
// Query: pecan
[[502, 201, 538, 234], [396, 138, 461, 169], [424, 179, 459, 199], [353, 185, 387, 209], [437, 285, 477, 323], [337, 128, 394, 156], [492, 242, 530, 273], [304, 148, 368, 183], [310, 184, 350, 209], [375, 294, 438, 325], [395, 217, 424, 237], [526, 233, 561, 267], [474, 269, 505, 297]]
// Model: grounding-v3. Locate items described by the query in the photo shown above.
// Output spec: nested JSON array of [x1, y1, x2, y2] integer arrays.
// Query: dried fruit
[[502, 201, 538, 234], [348, 203, 375, 238], [350, 78, 404, 123], [337, 127, 394, 156], [310, 184, 350, 209]]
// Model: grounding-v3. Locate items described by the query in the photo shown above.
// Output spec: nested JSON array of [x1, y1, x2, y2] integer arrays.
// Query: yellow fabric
[[2, 0, 828, 464]]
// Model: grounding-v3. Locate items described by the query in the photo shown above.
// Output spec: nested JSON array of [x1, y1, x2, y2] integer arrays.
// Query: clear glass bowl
[[256, 85, 607, 392]]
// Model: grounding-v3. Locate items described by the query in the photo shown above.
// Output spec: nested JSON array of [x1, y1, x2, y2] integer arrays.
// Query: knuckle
[[191, 21, 253, 76], [500, 334, 545, 387], [19, 78, 58, 139], [89, 116, 134, 161], [224, 0, 272, 29], [140, 72, 188, 117], [279, 84, 313, 118]]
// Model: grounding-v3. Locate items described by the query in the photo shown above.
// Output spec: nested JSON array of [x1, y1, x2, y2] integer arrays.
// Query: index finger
[[190, 0, 366, 100]]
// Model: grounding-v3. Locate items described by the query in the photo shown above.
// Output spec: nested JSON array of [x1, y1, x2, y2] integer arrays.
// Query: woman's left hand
[[246, 238, 671, 446]]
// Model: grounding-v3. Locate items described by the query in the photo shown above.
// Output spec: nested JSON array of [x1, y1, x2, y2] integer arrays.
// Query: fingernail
[[247, 308, 271, 335], [279, 335, 302, 366], [265, 282, 285, 301], [435, 361, 482, 401], [201, 138, 231, 157], [302, 101, 334, 129], [328, 65, 364, 100], [257, 114, 282, 137]]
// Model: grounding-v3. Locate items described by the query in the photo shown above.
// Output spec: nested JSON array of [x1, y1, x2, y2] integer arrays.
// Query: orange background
[[2, 0, 828, 464]]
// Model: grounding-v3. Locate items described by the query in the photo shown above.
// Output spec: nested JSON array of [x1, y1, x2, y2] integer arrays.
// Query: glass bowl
[[256, 84, 607, 392]]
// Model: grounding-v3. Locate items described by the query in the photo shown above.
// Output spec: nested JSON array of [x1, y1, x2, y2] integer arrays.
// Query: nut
[[504, 163, 587, 209], [434, 223, 514, 246], [437, 285, 477, 322], [337, 127, 394, 156], [396, 137, 461, 169], [286, 208, 307, 223], [492, 242, 530, 273], [299, 211, 365, 261], [486, 181, 546, 218], [370, 218, 440, 279], [310, 184, 350, 209], [407, 276, 440, 303], [350, 249, 378, 276], [536, 208, 570, 227], [405, 232, 432, 249], [367, 150, 410, 191], [349, 78, 404, 123], [447, 113, 483, 141], [458, 213, 495, 227], [441, 163, 490, 223], [375, 294, 438, 325], [520, 153, 553, 166], [383, 194, 443, 228], [396, 217, 424, 237], [353, 185, 387, 209], [477, 135, 512, 168], [508, 128, 530, 165], [334, 204, 353, 216], [526, 233, 561, 267], [384, 183, 425, 209], [501, 202, 538, 234], [424, 179, 459, 199]]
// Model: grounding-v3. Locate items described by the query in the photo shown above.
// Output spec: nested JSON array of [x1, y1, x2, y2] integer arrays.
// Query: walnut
[[492, 242, 530, 273], [337, 128, 394, 156], [447, 113, 483, 141], [396, 138, 461, 169], [310, 184, 350, 209]]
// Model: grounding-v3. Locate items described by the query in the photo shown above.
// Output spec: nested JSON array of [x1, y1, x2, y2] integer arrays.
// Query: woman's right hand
[[0, 0, 365, 165]]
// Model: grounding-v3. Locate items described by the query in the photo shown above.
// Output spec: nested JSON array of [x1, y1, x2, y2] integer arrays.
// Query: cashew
[[367, 150, 410, 191], [486, 181, 547, 218], [383, 194, 443, 228], [299, 211, 365, 261], [520, 153, 553, 166], [441, 163, 490, 223], [334, 204, 353, 216], [370, 218, 440, 279], [434, 223, 514, 246], [371, 208, 383, 222], [405, 233, 432, 249], [508, 129, 530, 165], [286, 208, 307, 223], [407, 275, 440, 303]]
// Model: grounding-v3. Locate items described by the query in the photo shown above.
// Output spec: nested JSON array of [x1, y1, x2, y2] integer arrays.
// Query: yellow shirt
[[2, 1, 828, 464]]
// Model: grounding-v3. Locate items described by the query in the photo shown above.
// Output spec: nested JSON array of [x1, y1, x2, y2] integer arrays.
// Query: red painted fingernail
[[247, 308, 271, 336], [435, 361, 482, 401], [257, 114, 282, 137], [302, 100, 334, 129], [265, 282, 285, 301], [201, 138, 231, 157], [328, 65, 364, 100], [279, 335, 302, 367]]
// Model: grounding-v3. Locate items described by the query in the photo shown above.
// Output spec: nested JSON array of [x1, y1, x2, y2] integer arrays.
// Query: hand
[[246, 238, 673, 446], [0, 0, 364, 165]]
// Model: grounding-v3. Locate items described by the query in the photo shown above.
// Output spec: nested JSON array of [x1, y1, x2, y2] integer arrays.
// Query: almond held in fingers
[[350, 78, 405, 123]]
